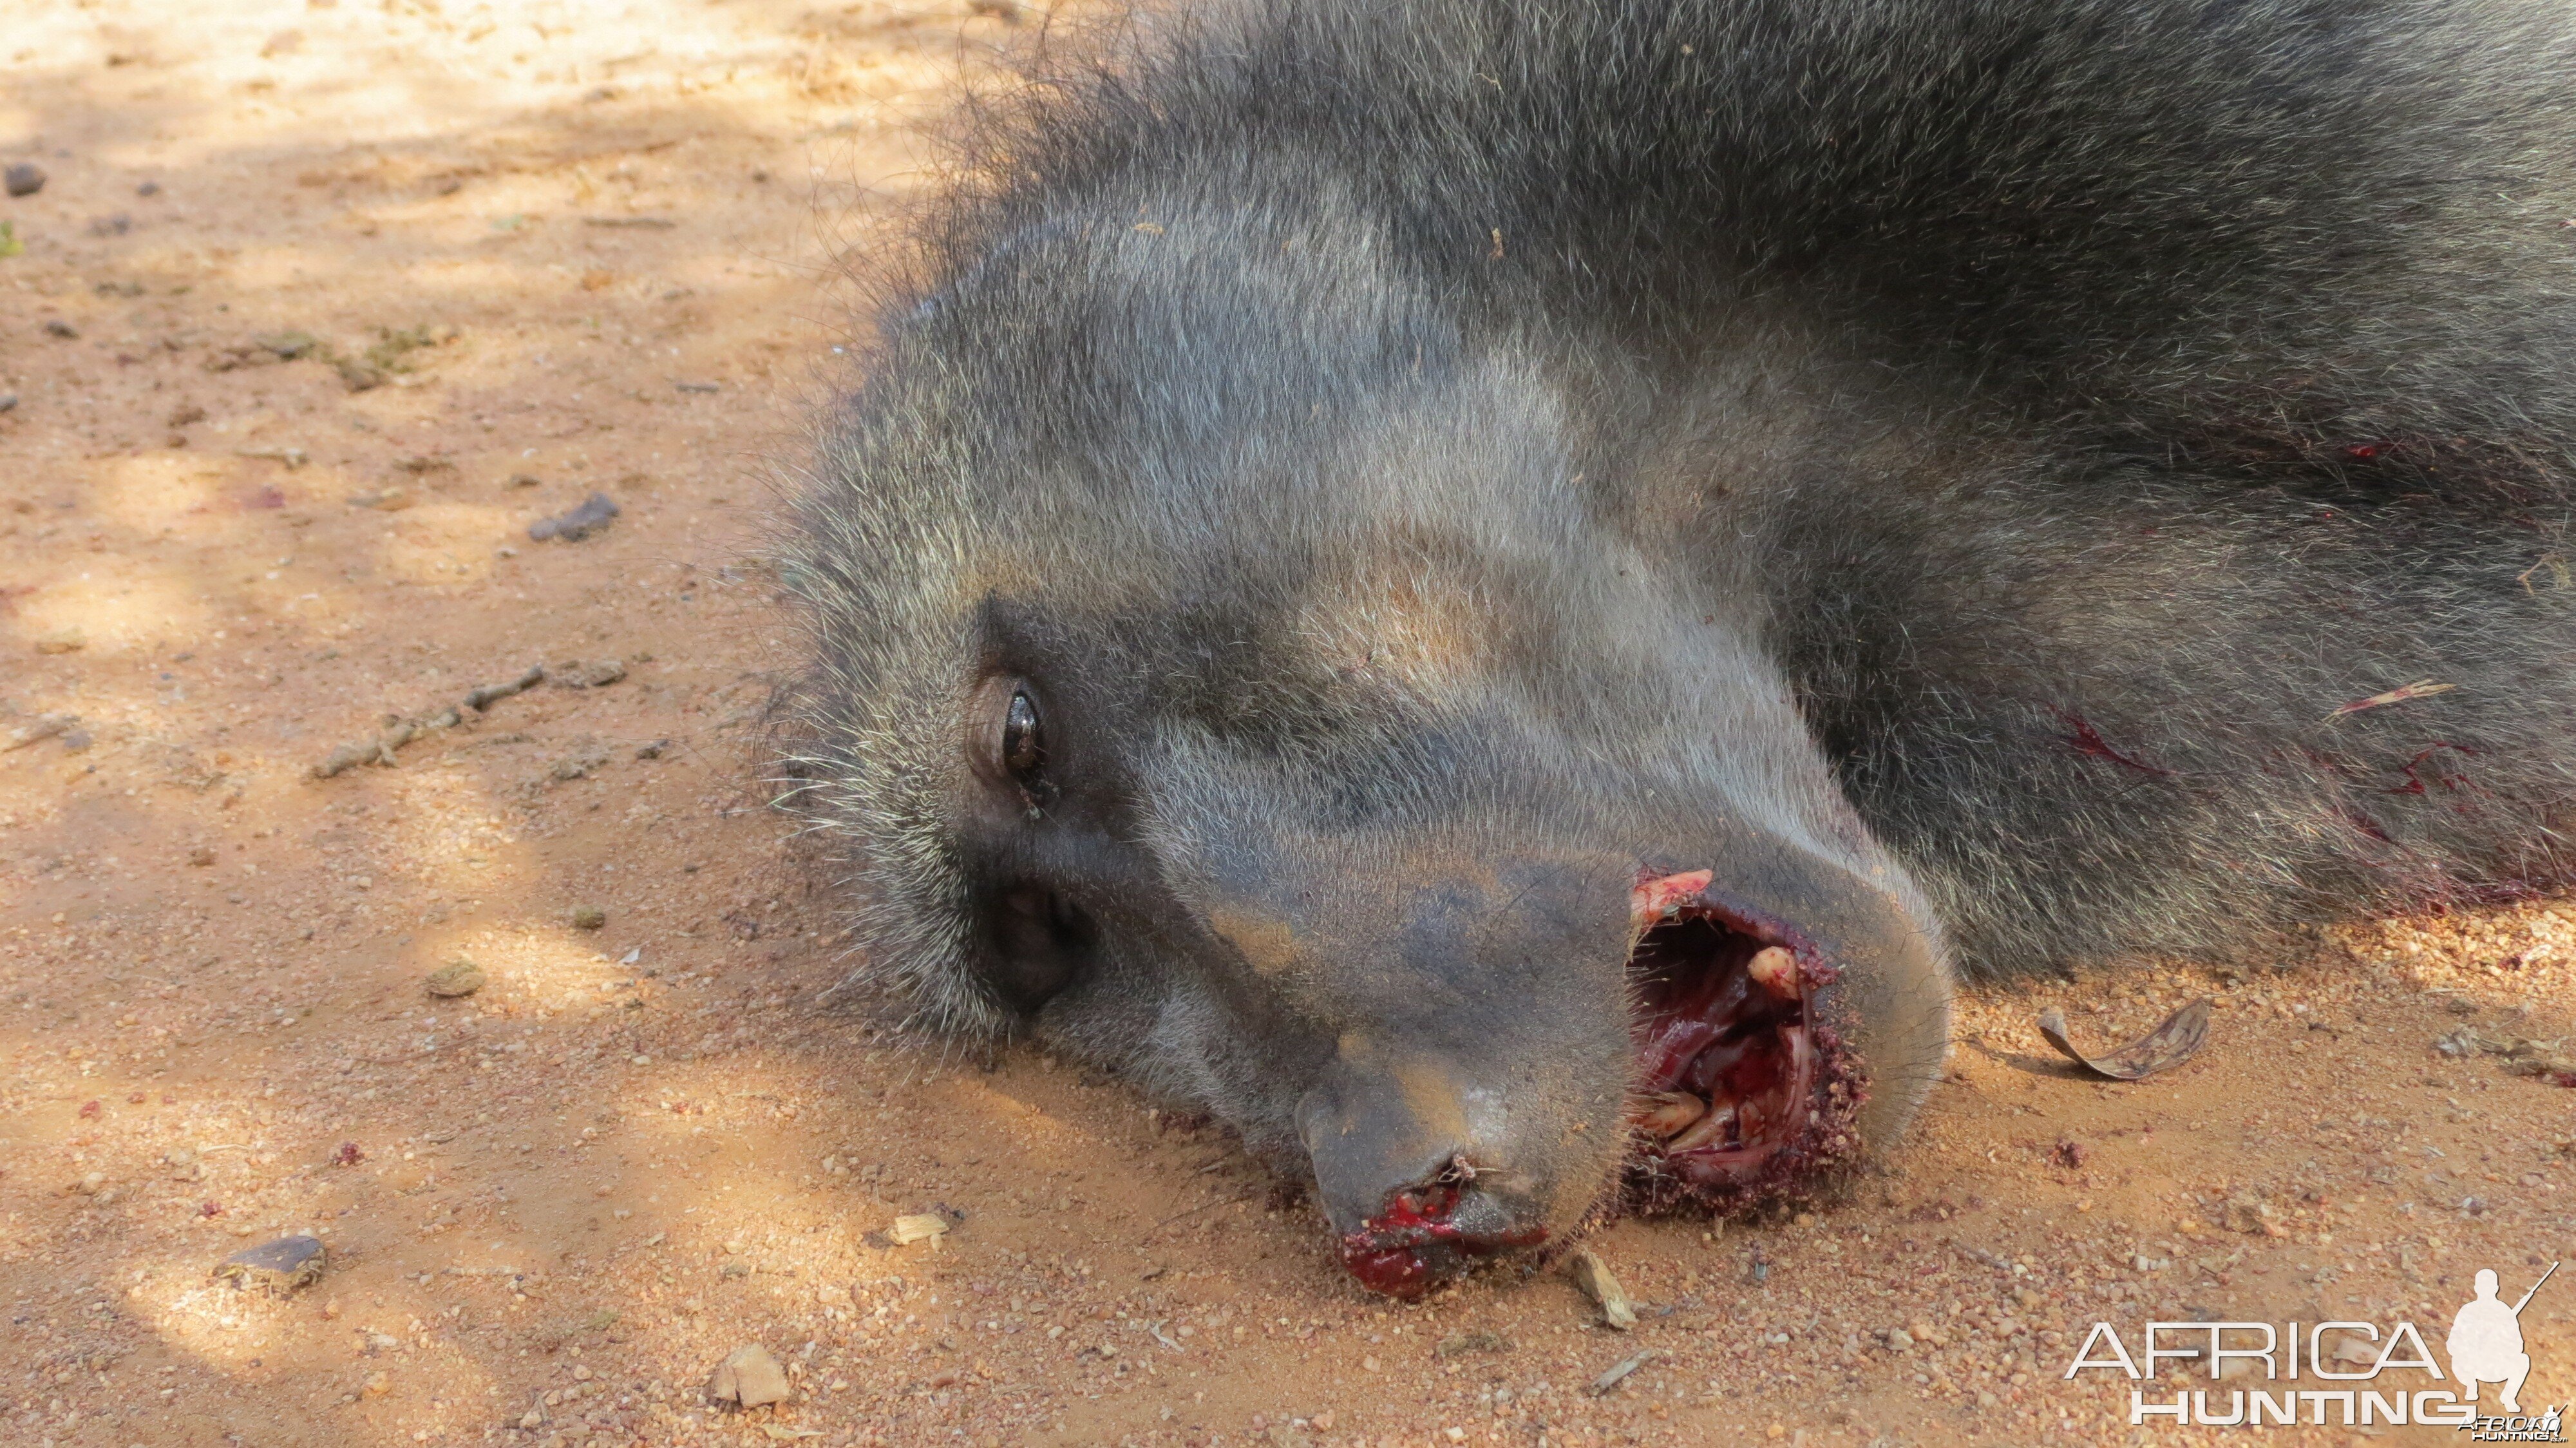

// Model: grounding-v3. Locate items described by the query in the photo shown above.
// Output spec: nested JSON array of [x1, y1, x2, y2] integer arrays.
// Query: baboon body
[[780, 0, 2576, 1291]]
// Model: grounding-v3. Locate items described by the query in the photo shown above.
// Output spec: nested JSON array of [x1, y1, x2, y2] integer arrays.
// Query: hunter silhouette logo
[[2450, 1263, 2554, 1420]]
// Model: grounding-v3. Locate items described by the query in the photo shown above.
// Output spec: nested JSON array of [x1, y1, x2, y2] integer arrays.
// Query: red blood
[[1629, 869, 1714, 919], [2049, 707, 2176, 777], [1334, 1181, 1546, 1299], [1679, 1033, 1759, 1096], [2383, 742, 2476, 796], [1339, 1242, 1438, 1298]]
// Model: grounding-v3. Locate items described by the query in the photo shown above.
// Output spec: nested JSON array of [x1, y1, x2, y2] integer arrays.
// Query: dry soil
[[3, 4, 2571, 1447]]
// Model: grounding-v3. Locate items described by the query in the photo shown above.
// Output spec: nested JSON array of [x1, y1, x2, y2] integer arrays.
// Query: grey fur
[[775, 0, 2576, 1262]]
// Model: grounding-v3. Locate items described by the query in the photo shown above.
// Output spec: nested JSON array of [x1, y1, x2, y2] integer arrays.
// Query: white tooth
[[1631, 1091, 1705, 1138], [1663, 1099, 1738, 1153], [1747, 946, 1801, 999]]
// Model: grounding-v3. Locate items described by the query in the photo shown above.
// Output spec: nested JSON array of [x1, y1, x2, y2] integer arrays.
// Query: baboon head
[[780, 196, 1951, 1295]]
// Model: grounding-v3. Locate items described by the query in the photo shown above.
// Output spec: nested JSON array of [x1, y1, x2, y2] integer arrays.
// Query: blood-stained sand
[[2, 5, 2571, 1445]]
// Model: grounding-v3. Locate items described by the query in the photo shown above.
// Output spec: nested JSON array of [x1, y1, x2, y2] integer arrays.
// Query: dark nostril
[[983, 883, 1094, 1013]]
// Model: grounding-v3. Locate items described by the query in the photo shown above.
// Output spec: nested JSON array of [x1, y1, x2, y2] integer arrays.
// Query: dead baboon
[[776, 0, 2576, 1294]]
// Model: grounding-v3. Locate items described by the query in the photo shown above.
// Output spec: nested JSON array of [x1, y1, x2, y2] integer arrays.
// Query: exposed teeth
[[1747, 945, 1801, 1000], [1631, 1091, 1705, 1138], [1663, 1097, 1738, 1152]]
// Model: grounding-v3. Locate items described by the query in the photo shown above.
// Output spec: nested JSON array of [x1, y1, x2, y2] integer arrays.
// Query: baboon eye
[[1001, 689, 1045, 779]]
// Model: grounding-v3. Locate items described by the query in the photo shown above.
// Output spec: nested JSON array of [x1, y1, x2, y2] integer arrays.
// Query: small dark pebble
[[636, 738, 669, 759], [0, 394, 17, 414], [213, 1235, 328, 1295], [89, 214, 132, 237], [674, 381, 719, 394], [44, 319, 78, 339], [4, 162, 44, 198], [137, 180, 160, 196], [529, 491, 620, 542]]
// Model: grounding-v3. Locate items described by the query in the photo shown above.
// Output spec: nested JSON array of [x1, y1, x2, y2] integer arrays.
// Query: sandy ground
[[4, 4, 2574, 1447]]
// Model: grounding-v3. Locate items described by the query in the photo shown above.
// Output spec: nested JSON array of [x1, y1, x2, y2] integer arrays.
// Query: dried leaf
[[2435, 1026, 2576, 1085], [2037, 998, 2211, 1081]]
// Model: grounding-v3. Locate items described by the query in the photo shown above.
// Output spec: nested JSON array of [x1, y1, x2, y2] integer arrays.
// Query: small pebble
[[706, 1344, 791, 1407], [424, 959, 486, 997], [529, 491, 620, 542], [888, 1214, 949, 1246], [213, 1234, 328, 1295], [43, 319, 78, 339], [4, 162, 44, 197], [571, 906, 607, 931]]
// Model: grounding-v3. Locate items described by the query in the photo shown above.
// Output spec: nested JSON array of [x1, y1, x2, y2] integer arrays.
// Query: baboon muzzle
[[1275, 847, 1946, 1298], [1295, 1040, 1557, 1298]]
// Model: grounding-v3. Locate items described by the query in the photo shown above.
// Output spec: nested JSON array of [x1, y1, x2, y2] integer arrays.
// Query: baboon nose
[[1294, 1039, 1551, 1297], [1326, 1169, 1549, 1299]]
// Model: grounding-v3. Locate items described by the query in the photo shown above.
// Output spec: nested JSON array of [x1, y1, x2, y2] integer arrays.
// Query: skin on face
[[777, 205, 1953, 1292]]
